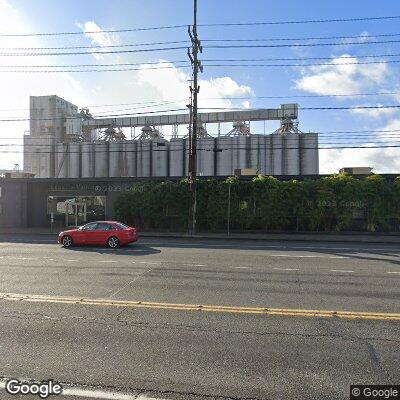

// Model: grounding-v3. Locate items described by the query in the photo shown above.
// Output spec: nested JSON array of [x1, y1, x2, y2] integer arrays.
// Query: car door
[[92, 223, 113, 245], [79, 222, 98, 244]]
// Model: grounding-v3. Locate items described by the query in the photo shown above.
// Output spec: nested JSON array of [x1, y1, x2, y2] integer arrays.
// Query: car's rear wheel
[[62, 235, 73, 247], [108, 236, 120, 248]]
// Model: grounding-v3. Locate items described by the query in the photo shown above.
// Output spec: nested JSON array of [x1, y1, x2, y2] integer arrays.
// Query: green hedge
[[114, 174, 400, 232]]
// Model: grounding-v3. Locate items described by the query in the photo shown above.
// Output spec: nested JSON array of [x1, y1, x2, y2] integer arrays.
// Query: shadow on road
[[64, 244, 161, 256]]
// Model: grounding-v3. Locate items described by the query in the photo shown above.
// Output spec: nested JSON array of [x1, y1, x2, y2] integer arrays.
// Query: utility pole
[[187, 0, 203, 235]]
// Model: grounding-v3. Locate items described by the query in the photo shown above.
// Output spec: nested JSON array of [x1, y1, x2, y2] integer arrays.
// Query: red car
[[58, 221, 138, 248]]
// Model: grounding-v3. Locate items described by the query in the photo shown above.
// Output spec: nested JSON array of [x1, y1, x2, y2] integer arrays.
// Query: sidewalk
[[0, 227, 399, 243]]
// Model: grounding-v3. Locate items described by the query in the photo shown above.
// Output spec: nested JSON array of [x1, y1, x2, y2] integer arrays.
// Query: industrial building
[[23, 95, 319, 178]]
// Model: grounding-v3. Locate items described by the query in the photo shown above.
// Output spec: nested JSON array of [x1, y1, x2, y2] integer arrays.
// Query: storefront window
[[47, 196, 106, 227]]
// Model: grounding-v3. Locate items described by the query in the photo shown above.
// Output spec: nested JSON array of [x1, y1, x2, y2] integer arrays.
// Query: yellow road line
[[0, 292, 399, 321]]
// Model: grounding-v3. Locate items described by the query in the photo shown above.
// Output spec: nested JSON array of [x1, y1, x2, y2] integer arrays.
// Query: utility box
[[234, 168, 258, 177], [339, 167, 373, 175]]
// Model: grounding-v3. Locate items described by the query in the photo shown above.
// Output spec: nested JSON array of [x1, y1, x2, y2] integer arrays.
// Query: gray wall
[[0, 181, 28, 228]]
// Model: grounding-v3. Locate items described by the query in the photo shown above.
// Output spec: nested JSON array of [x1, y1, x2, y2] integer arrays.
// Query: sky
[[1, 0, 400, 173]]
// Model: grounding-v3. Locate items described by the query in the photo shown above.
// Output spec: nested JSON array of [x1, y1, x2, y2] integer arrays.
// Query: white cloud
[[295, 55, 389, 95], [320, 117, 400, 174], [137, 62, 254, 110], [77, 21, 118, 60], [242, 100, 251, 109], [0, 1, 89, 169], [350, 104, 398, 119]]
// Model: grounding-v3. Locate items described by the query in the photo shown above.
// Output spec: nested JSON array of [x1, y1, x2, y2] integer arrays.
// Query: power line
[[0, 41, 189, 51], [0, 65, 190, 73], [198, 15, 400, 27], [2, 53, 400, 69], [5, 144, 400, 155], [0, 60, 187, 69], [0, 46, 187, 57], [1, 15, 397, 38], [203, 53, 400, 62], [0, 25, 188, 37], [1, 59, 398, 73], [205, 39, 400, 49], [204, 60, 400, 68], [202, 32, 400, 42]]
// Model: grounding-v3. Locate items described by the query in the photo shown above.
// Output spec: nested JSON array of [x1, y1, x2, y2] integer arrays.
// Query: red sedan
[[58, 221, 138, 248]]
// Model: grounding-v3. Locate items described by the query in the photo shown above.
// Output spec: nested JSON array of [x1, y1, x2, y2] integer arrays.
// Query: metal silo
[[249, 135, 261, 173], [197, 137, 215, 177], [94, 141, 109, 177], [152, 138, 168, 177], [109, 141, 123, 177], [285, 134, 300, 175], [136, 140, 151, 177], [68, 142, 80, 178], [272, 134, 283, 175], [216, 136, 233, 176], [124, 140, 137, 177], [300, 133, 319, 175], [169, 138, 185, 177], [81, 142, 95, 178], [263, 135, 273, 175]]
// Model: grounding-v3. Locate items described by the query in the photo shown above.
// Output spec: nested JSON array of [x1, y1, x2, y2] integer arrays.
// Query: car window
[[117, 223, 129, 229], [82, 223, 98, 231], [96, 223, 113, 231]]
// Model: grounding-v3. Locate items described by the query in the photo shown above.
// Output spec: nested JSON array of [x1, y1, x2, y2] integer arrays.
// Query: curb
[[1, 230, 400, 244]]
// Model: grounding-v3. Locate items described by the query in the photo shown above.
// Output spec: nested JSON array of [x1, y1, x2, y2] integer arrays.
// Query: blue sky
[[1, 0, 400, 172]]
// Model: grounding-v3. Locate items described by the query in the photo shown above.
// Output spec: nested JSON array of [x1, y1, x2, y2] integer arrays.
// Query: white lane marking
[[11, 257, 34, 260], [234, 266, 250, 269], [0, 379, 162, 399], [65, 259, 78, 262], [387, 271, 400, 274], [273, 267, 300, 271], [139, 261, 160, 265], [183, 263, 207, 267], [99, 260, 117, 263], [330, 269, 354, 273], [266, 254, 347, 259], [141, 241, 400, 252]]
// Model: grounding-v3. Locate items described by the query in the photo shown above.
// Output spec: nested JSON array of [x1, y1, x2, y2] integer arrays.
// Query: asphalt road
[[0, 234, 399, 400]]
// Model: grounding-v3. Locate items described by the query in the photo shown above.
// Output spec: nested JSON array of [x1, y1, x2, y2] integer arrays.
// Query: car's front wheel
[[107, 236, 120, 248], [62, 235, 73, 248]]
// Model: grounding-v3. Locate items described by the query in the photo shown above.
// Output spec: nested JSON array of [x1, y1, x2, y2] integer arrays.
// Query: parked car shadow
[[64, 243, 161, 256]]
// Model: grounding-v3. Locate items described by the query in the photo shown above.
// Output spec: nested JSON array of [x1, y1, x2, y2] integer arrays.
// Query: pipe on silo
[[55, 143, 68, 178]]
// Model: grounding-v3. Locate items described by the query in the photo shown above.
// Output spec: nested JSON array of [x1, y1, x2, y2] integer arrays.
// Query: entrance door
[[65, 203, 87, 227]]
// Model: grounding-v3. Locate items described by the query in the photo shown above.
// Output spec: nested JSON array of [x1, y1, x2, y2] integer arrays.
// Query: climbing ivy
[[114, 174, 400, 233]]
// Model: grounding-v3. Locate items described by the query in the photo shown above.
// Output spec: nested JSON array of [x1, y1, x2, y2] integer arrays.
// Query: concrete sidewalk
[[0, 227, 399, 243]]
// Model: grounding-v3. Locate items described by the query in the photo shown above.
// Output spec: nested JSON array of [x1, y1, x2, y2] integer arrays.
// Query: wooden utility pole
[[188, 0, 202, 235]]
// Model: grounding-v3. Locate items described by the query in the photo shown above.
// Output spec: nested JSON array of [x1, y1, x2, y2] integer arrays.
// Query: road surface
[[0, 234, 399, 399]]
